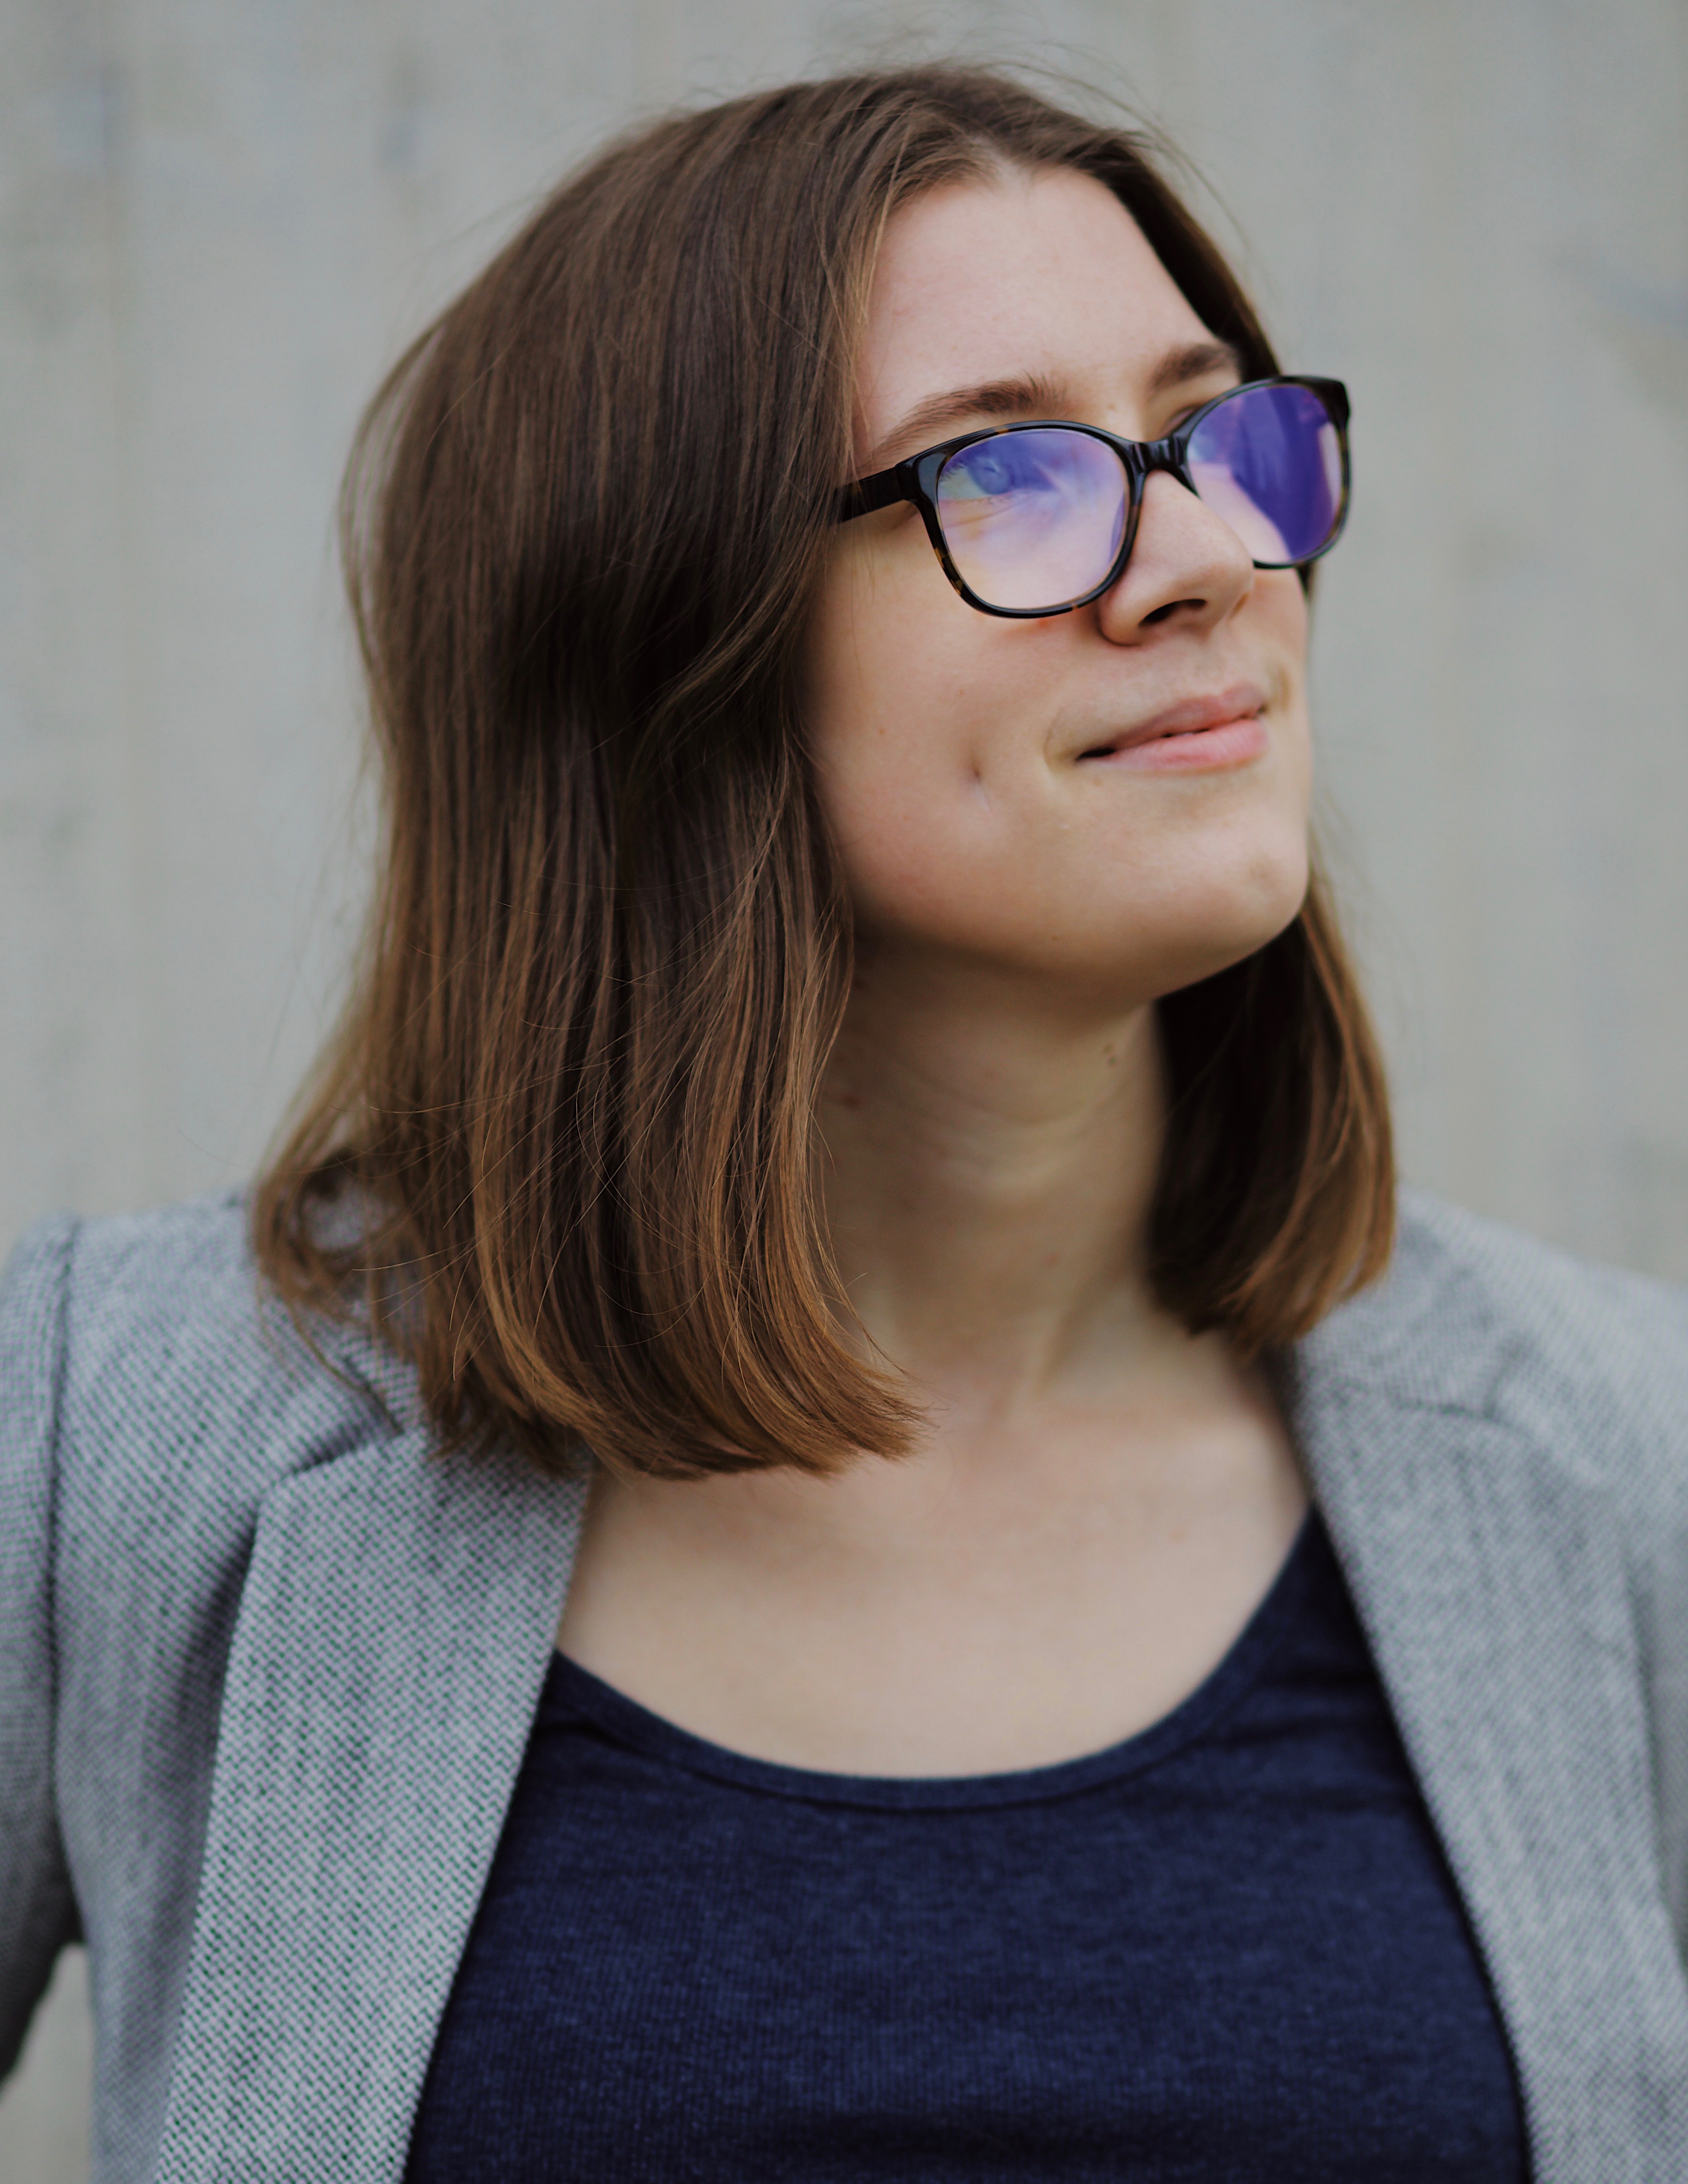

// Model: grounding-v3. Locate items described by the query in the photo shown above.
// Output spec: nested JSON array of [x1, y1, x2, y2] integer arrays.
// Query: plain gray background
[[3, 0, 1686, 2168]]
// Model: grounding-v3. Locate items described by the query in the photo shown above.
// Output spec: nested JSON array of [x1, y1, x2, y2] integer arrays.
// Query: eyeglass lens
[[932, 382, 1343, 613]]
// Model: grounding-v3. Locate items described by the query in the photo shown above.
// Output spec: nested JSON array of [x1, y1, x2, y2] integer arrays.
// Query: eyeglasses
[[835, 375, 1350, 618]]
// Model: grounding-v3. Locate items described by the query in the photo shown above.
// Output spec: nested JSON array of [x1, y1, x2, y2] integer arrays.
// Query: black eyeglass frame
[[835, 374, 1351, 619]]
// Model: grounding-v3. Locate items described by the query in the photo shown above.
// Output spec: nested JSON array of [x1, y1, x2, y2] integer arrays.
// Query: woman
[[3, 64, 1686, 2184]]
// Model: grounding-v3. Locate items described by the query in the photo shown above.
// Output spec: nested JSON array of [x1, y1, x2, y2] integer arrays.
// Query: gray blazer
[[4, 1190, 1688, 2181]]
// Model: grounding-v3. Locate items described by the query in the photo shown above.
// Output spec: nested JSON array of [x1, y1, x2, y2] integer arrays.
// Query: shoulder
[[1305, 1188, 1688, 1517], [1, 1190, 420, 1524]]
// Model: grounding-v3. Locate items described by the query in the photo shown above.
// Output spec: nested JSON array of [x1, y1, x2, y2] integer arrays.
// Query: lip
[[1076, 682, 1268, 773]]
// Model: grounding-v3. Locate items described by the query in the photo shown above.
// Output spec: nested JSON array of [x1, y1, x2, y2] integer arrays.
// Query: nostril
[[1141, 597, 1203, 625]]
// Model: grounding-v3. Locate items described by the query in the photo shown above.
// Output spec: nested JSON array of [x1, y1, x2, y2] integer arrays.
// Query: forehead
[[855, 167, 1214, 441]]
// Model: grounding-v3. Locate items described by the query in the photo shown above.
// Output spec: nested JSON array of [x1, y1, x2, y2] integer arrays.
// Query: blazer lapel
[[152, 1425, 586, 2184], [1289, 1340, 1688, 2182]]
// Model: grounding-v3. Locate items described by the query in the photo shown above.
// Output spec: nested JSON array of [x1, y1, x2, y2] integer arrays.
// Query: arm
[[0, 1216, 81, 2080]]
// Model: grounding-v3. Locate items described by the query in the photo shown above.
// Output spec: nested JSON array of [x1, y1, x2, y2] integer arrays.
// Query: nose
[[1094, 468, 1255, 643]]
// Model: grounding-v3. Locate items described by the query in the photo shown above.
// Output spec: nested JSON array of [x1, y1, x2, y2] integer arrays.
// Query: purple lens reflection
[[1185, 383, 1343, 565], [935, 429, 1128, 611]]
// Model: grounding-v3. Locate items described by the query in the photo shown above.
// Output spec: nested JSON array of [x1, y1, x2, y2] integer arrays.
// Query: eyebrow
[[863, 339, 1244, 472]]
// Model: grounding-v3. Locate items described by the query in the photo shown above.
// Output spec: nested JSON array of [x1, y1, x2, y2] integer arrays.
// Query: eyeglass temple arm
[[836, 464, 911, 524]]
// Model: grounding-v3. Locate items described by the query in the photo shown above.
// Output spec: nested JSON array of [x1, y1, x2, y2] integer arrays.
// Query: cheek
[[803, 547, 1043, 921], [1258, 568, 1311, 693], [1259, 573, 1313, 797]]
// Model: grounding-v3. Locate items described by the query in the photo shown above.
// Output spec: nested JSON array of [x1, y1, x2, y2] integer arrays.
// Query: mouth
[[1076, 682, 1269, 773]]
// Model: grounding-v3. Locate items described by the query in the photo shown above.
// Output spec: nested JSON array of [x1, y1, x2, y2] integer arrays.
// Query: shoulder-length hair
[[254, 64, 1394, 1480]]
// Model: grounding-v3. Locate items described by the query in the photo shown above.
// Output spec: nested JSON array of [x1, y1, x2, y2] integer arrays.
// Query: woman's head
[[256, 64, 1392, 1479]]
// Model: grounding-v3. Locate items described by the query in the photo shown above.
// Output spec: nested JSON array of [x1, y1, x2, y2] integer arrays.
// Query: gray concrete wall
[[4, 0, 1685, 2167]]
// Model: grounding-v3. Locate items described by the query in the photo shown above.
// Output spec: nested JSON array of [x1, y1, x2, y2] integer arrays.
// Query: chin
[[1084, 857, 1311, 1003]]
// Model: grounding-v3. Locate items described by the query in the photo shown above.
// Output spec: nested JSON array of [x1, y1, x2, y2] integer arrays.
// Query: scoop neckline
[[541, 1505, 1325, 1813]]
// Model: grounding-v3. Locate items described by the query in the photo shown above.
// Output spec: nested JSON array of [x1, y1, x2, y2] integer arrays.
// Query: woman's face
[[806, 166, 1313, 1006]]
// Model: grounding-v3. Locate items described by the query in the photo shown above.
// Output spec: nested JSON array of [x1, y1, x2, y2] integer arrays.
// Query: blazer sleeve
[[0, 1215, 82, 2081], [1633, 1299, 1688, 1958]]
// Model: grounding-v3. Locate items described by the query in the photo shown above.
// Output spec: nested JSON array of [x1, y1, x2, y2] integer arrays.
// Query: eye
[[953, 442, 1022, 496], [941, 436, 1049, 502]]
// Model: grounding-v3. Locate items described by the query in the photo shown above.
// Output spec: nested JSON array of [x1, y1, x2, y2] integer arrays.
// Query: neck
[[819, 942, 1174, 1424]]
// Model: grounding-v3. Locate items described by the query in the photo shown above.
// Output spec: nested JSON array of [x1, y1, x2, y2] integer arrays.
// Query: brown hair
[[254, 64, 1394, 1480]]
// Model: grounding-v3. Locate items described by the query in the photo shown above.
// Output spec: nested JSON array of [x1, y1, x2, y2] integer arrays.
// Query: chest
[[142, 1377, 1688, 2183], [408, 1522, 1526, 2181], [557, 1400, 1309, 1774]]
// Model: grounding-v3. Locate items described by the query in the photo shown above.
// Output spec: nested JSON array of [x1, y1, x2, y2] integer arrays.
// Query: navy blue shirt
[[407, 1511, 1527, 2180]]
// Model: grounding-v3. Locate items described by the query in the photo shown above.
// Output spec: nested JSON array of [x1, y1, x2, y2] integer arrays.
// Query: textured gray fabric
[[2, 1188, 1688, 2180]]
